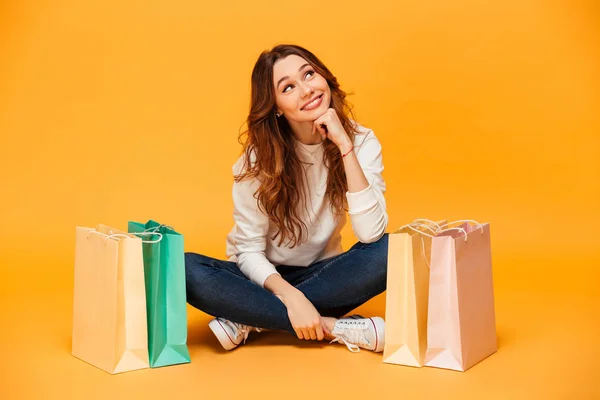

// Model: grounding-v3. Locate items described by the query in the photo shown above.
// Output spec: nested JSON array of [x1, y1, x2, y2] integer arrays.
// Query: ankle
[[321, 316, 338, 337]]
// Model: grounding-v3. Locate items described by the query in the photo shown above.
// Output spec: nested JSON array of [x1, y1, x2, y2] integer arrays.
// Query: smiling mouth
[[302, 94, 323, 111]]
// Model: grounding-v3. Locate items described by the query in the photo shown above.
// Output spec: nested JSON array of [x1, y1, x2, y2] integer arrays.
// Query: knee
[[361, 233, 389, 262], [184, 252, 221, 306], [378, 232, 389, 246], [185, 252, 212, 267], [184, 252, 213, 285], [363, 234, 389, 283]]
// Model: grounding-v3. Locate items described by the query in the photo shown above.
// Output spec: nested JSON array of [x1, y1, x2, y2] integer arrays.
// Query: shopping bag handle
[[411, 219, 443, 231], [395, 222, 439, 235], [392, 221, 468, 270], [439, 219, 484, 234], [395, 220, 468, 241], [131, 232, 163, 243], [86, 230, 163, 245], [144, 224, 174, 233], [408, 226, 468, 241]]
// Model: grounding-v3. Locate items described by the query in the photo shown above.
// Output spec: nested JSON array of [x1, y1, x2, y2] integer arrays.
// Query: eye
[[282, 70, 315, 93]]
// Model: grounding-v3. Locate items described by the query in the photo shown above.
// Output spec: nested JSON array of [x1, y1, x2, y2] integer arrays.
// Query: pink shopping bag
[[424, 221, 497, 371]]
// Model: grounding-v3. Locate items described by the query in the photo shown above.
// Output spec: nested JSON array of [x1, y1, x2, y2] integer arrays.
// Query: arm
[[231, 158, 280, 287], [313, 111, 388, 243], [264, 273, 329, 340], [340, 131, 388, 243]]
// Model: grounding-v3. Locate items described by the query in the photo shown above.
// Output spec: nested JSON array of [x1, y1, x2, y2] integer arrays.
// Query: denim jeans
[[185, 233, 388, 333]]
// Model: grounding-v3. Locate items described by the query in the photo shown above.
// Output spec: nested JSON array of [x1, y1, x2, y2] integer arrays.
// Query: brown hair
[[236, 44, 357, 248]]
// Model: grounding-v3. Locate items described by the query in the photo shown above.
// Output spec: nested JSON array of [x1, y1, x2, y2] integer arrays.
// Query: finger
[[295, 329, 304, 340], [312, 121, 317, 136], [309, 328, 317, 340], [313, 114, 325, 133], [315, 123, 327, 140], [315, 322, 324, 341], [314, 121, 324, 135], [319, 123, 328, 134], [302, 329, 311, 340]]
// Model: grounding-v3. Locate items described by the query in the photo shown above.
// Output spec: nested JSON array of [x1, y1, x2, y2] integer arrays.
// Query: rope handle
[[411, 219, 443, 231], [394, 222, 438, 235], [393, 221, 467, 270], [392, 219, 485, 270], [395, 221, 468, 241], [86, 230, 163, 245], [143, 224, 174, 233], [439, 219, 484, 234]]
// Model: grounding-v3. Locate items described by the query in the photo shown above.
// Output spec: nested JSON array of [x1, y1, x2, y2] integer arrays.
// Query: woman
[[185, 44, 389, 353]]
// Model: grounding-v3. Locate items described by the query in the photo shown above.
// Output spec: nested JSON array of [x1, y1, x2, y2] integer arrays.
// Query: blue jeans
[[185, 233, 388, 333]]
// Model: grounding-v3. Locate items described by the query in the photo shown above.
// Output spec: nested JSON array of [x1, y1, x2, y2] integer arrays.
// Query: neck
[[287, 119, 323, 145]]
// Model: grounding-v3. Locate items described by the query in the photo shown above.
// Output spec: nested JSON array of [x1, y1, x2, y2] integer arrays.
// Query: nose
[[299, 82, 313, 98]]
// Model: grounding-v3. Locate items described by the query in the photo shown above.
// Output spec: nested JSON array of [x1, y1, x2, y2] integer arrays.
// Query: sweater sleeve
[[345, 130, 388, 243], [231, 157, 280, 287]]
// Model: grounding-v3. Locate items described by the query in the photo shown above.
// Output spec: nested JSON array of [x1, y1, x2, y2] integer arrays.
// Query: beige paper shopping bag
[[424, 221, 497, 372], [383, 221, 443, 367], [72, 224, 150, 374]]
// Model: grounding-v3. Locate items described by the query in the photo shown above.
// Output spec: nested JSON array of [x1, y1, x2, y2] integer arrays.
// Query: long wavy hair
[[236, 44, 358, 248]]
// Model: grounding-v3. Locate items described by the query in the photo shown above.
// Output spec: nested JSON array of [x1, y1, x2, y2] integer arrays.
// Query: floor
[[1, 253, 598, 400]]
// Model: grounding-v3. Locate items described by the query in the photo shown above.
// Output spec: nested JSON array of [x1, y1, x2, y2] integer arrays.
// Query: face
[[272, 54, 331, 122]]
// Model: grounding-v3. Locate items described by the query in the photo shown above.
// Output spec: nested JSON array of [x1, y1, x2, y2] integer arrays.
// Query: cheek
[[278, 96, 298, 113], [317, 76, 330, 91], [274, 95, 284, 110]]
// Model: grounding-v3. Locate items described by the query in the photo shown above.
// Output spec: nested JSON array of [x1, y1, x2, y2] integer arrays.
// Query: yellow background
[[1, 0, 598, 399]]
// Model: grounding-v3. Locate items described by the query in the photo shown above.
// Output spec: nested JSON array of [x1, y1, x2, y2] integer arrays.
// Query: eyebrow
[[276, 63, 311, 89]]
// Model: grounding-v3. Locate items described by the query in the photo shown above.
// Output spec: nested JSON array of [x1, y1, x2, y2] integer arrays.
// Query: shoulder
[[232, 148, 258, 176]]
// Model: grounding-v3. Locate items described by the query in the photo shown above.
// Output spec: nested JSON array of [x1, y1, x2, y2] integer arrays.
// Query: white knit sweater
[[225, 122, 387, 287]]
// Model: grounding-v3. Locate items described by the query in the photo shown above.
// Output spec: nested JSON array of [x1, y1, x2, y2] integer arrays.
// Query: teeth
[[304, 95, 321, 110]]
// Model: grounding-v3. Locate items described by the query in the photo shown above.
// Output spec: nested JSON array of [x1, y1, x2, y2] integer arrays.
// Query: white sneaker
[[330, 316, 385, 353], [208, 317, 262, 351]]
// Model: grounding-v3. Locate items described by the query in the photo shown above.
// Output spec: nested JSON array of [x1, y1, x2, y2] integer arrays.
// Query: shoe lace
[[330, 326, 369, 353], [232, 322, 262, 344]]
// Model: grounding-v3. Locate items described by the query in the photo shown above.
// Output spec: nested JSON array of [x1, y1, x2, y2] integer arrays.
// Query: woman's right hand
[[264, 273, 329, 341], [279, 290, 327, 340]]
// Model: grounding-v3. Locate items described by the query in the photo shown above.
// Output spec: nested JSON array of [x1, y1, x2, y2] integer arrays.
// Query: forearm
[[264, 273, 302, 301], [339, 140, 369, 193], [339, 135, 388, 243]]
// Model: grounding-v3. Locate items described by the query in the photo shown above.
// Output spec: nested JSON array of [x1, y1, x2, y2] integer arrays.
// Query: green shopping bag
[[128, 220, 191, 368]]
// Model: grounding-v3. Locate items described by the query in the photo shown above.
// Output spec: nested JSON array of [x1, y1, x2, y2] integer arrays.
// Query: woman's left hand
[[313, 108, 353, 153]]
